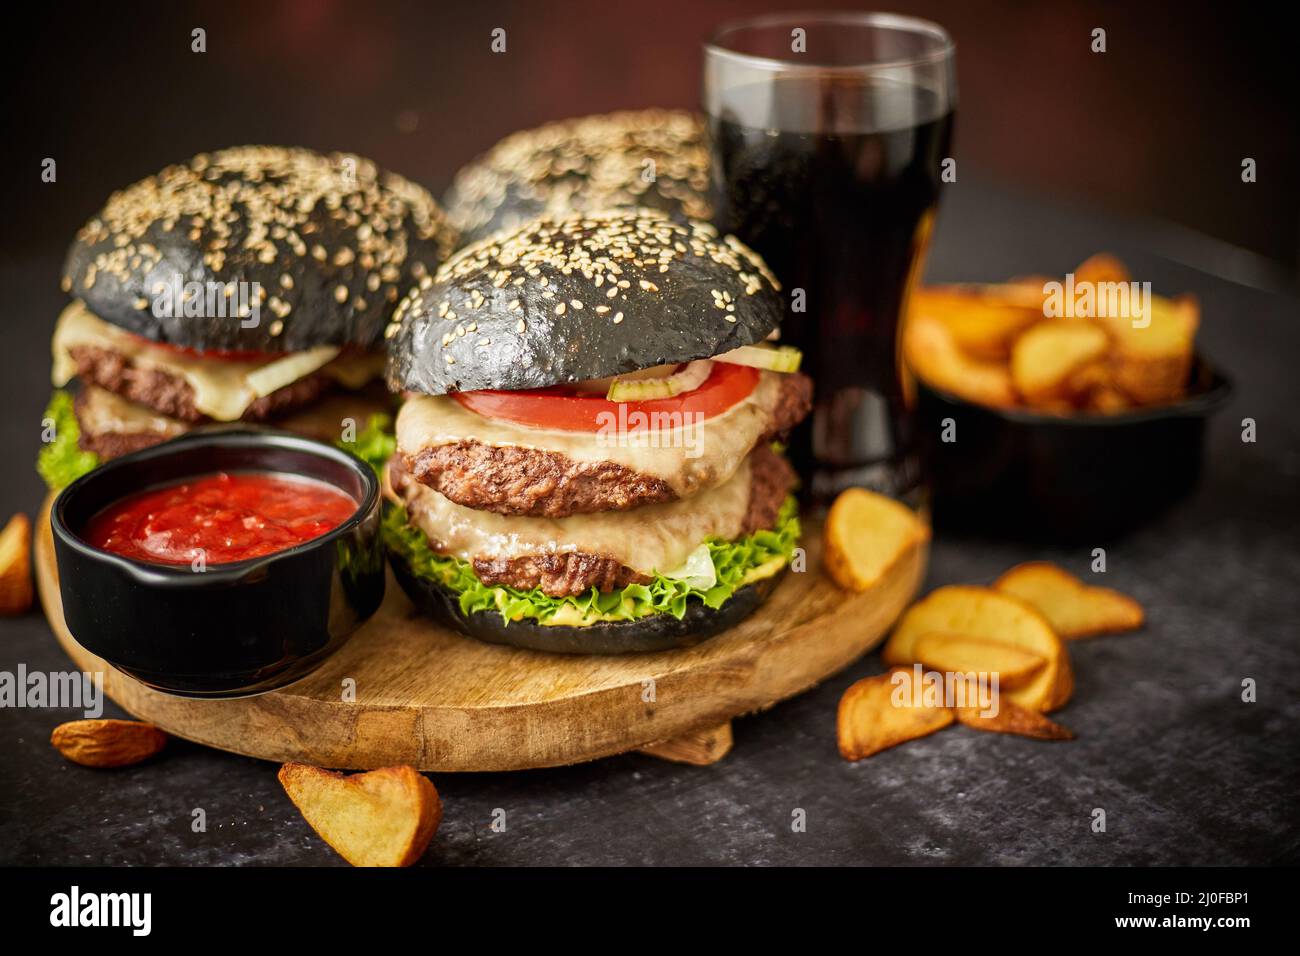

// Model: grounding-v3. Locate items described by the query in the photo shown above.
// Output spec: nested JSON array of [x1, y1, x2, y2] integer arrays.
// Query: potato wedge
[[910, 284, 1044, 360], [1073, 252, 1131, 287], [0, 513, 33, 615], [1065, 361, 1114, 409], [912, 633, 1046, 690], [1099, 294, 1197, 404], [824, 488, 930, 593], [1067, 360, 1109, 394], [1085, 386, 1134, 414], [903, 315, 1017, 407], [883, 585, 1073, 712], [1011, 320, 1110, 405], [278, 764, 441, 867], [1007, 274, 1056, 290], [994, 562, 1144, 639], [837, 669, 954, 761], [1067, 361, 1134, 413], [955, 702, 1075, 740], [50, 719, 167, 768]]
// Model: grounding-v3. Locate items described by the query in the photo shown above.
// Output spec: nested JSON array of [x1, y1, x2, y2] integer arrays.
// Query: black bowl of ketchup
[[51, 429, 384, 697]]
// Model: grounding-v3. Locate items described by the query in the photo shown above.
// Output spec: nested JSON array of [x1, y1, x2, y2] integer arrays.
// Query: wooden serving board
[[35, 494, 925, 772]]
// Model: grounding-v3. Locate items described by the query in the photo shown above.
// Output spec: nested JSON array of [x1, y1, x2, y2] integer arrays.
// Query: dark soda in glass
[[705, 14, 956, 505]]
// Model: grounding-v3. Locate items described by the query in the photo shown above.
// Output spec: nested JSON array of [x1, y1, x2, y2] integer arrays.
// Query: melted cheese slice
[[51, 302, 382, 421], [399, 456, 754, 575], [75, 387, 188, 438], [396, 370, 783, 498]]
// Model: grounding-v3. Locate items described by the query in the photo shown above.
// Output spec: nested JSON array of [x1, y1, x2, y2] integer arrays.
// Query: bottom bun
[[388, 547, 785, 655]]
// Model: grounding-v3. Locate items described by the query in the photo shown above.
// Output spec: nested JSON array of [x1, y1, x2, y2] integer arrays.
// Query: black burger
[[442, 110, 711, 246], [382, 208, 811, 653], [39, 145, 456, 488]]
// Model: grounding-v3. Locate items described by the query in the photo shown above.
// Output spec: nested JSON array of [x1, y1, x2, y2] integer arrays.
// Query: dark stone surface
[[3, 179, 1297, 866]]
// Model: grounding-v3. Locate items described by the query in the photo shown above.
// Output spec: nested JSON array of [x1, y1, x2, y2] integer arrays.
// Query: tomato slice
[[452, 362, 760, 432], [126, 332, 276, 364]]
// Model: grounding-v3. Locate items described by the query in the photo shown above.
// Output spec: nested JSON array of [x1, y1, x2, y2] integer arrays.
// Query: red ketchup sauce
[[83, 472, 357, 566]]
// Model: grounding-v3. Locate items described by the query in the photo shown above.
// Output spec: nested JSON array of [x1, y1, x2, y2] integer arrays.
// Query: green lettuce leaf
[[336, 413, 395, 478], [384, 496, 800, 626], [37, 391, 99, 490]]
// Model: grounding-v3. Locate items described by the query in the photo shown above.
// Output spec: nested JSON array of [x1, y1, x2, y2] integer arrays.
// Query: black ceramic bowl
[[51, 429, 384, 697], [916, 356, 1232, 541]]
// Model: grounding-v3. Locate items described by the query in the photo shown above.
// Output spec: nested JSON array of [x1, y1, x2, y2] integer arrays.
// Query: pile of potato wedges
[[904, 253, 1199, 414]]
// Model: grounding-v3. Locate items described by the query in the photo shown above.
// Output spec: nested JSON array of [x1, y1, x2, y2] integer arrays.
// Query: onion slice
[[713, 343, 802, 373], [605, 360, 713, 402]]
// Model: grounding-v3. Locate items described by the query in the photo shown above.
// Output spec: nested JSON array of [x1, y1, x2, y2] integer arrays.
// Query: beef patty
[[72, 382, 393, 462], [68, 344, 336, 423], [76, 420, 179, 461], [391, 444, 798, 597], [73, 387, 187, 460], [402, 371, 811, 518]]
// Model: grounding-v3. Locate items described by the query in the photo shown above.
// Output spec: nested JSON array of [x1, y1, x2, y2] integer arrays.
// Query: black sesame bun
[[388, 546, 785, 654], [385, 208, 783, 395], [443, 110, 711, 246], [62, 146, 457, 353]]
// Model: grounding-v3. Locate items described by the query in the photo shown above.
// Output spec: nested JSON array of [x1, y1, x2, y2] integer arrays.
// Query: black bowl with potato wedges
[[903, 254, 1232, 540]]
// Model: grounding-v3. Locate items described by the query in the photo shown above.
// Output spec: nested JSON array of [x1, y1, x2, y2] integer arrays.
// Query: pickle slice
[[713, 343, 802, 373], [605, 360, 713, 401]]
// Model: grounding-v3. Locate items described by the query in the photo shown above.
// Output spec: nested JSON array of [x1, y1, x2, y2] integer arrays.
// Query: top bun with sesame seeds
[[385, 208, 784, 395], [443, 110, 711, 246], [62, 145, 457, 353]]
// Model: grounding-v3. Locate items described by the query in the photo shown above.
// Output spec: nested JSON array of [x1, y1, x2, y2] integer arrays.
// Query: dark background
[[2, 2, 1298, 868], [3, 0, 1298, 277]]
